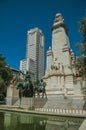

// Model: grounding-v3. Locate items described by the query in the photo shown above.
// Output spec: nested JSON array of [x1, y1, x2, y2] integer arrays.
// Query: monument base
[[43, 95, 73, 109], [14, 97, 34, 108]]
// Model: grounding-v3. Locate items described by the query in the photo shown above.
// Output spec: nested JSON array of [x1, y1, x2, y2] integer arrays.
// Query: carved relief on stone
[[51, 64, 58, 70], [50, 60, 64, 75]]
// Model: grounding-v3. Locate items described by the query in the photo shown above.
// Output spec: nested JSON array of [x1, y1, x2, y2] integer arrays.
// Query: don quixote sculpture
[[16, 71, 47, 102]]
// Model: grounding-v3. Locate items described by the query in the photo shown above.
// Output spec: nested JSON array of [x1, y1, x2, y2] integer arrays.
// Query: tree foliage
[[79, 16, 86, 39], [75, 15, 86, 78], [80, 15, 86, 78], [0, 54, 13, 96]]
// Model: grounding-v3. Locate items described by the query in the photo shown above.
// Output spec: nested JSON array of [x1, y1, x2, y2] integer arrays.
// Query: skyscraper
[[20, 28, 45, 81]]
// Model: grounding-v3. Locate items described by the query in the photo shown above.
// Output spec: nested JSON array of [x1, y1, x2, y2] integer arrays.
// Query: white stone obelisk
[[43, 13, 74, 96]]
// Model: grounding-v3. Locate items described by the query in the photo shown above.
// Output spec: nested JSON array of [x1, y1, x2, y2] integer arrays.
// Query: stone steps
[[13, 95, 75, 109], [13, 97, 48, 108], [33, 98, 47, 108], [44, 96, 73, 109]]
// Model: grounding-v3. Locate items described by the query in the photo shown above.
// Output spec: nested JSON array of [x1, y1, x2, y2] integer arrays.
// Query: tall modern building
[[20, 59, 29, 74], [20, 28, 45, 81]]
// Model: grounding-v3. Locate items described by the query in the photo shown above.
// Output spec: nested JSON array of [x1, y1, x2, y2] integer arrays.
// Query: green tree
[[75, 15, 86, 78], [79, 15, 86, 78], [0, 54, 13, 98], [79, 16, 86, 39]]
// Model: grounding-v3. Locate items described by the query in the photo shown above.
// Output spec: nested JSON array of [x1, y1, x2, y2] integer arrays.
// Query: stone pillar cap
[[56, 13, 62, 17]]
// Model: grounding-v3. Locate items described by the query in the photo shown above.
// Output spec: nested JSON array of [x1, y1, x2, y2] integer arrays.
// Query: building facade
[[20, 59, 29, 74], [20, 28, 45, 81]]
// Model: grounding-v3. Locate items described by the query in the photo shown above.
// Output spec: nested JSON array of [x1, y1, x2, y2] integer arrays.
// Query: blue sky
[[0, 0, 86, 69]]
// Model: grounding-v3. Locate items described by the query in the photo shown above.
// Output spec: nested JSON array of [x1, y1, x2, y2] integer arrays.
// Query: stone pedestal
[[44, 95, 73, 109], [73, 79, 85, 109], [6, 84, 19, 105], [20, 97, 34, 108]]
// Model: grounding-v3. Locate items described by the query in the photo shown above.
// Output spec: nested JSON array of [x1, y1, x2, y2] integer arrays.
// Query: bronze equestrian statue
[[17, 72, 34, 99], [33, 79, 47, 98], [17, 71, 47, 99]]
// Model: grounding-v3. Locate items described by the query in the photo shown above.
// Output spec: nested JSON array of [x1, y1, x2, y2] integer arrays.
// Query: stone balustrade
[[35, 107, 86, 116]]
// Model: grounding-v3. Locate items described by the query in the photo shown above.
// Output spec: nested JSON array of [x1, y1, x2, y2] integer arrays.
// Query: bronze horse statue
[[33, 79, 47, 98], [17, 72, 34, 99], [17, 71, 47, 99]]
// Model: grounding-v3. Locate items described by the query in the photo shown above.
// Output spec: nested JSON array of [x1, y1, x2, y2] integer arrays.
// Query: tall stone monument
[[43, 13, 74, 97]]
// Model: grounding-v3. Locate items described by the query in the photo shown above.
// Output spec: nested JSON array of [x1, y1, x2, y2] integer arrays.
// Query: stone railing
[[35, 107, 86, 116]]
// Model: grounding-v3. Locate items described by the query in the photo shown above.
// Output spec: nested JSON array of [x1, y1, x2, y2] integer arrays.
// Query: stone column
[[46, 47, 53, 73], [21, 97, 34, 108], [6, 84, 19, 105], [61, 76, 64, 88]]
